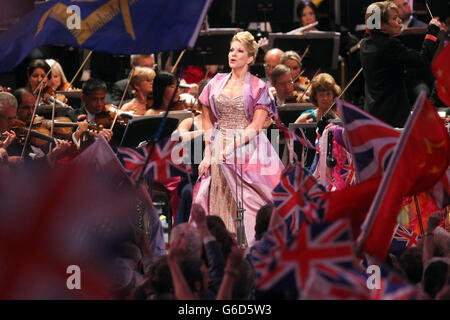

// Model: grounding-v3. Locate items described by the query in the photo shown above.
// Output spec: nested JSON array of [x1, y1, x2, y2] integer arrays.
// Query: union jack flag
[[251, 219, 299, 297], [336, 99, 400, 182], [302, 266, 372, 300], [272, 165, 326, 232], [369, 270, 426, 300], [303, 263, 425, 300], [117, 137, 190, 182], [256, 219, 356, 295], [388, 224, 421, 258], [340, 153, 356, 185]]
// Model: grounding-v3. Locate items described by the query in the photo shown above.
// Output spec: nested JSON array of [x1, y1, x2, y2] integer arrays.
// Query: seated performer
[[46, 59, 71, 91], [25, 59, 51, 96], [1, 92, 71, 162], [271, 64, 296, 106], [295, 73, 341, 123], [121, 67, 156, 115], [263, 48, 284, 86], [144, 71, 181, 116], [69, 78, 113, 148], [108, 54, 155, 106]]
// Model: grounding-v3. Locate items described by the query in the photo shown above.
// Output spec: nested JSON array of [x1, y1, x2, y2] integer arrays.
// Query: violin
[[42, 86, 72, 109], [94, 104, 132, 129], [292, 76, 311, 103], [39, 116, 100, 139], [59, 82, 81, 92], [10, 118, 54, 148]]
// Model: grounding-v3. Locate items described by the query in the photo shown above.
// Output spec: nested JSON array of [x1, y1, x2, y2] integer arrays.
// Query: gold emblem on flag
[[35, 0, 138, 45]]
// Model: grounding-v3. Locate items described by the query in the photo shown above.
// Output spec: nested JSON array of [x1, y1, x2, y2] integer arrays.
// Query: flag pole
[[413, 195, 425, 236]]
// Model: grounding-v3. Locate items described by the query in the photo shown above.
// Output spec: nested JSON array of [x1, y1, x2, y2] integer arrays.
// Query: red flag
[[432, 43, 450, 107], [357, 93, 450, 260], [323, 177, 381, 238]]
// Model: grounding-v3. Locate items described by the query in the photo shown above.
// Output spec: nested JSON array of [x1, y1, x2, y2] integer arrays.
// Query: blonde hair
[[131, 66, 156, 89], [310, 73, 341, 106], [280, 51, 302, 69], [231, 31, 259, 65], [365, 1, 399, 28], [46, 59, 68, 85]]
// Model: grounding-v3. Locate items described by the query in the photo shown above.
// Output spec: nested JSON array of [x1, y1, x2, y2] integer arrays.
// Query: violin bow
[[297, 68, 320, 102], [300, 45, 310, 61], [292, 69, 306, 85], [323, 67, 363, 118], [33, 67, 53, 96], [49, 90, 57, 150], [171, 49, 187, 74], [110, 67, 135, 130], [67, 50, 93, 90], [290, 46, 310, 84], [21, 86, 43, 157]]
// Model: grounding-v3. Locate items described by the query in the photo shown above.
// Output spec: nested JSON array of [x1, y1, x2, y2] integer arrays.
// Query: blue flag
[[0, 0, 211, 71]]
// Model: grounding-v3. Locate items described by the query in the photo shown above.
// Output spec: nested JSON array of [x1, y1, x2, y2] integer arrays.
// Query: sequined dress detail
[[209, 93, 248, 235]]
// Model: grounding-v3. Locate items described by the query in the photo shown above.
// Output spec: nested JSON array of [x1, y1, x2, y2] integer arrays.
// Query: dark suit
[[106, 78, 135, 106], [360, 25, 440, 127], [407, 16, 427, 28]]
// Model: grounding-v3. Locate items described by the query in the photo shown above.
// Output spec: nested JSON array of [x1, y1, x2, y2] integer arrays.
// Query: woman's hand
[[429, 18, 447, 31], [198, 155, 211, 177]]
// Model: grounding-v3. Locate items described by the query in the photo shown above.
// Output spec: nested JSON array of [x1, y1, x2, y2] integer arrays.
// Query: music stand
[[231, 0, 295, 32], [277, 103, 314, 126], [269, 32, 341, 70], [182, 28, 238, 66], [119, 116, 180, 148]]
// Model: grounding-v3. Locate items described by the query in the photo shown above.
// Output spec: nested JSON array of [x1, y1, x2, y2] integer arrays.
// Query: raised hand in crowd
[[423, 210, 447, 265], [217, 245, 245, 300], [167, 229, 197, 300]]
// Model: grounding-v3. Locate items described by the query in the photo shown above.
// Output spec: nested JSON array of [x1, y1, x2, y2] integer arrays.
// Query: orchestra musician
[[12, 88, 34, 125], [294, 1, 320, 34], [108, 54, 155, 106], [121, 66, 156, 115], [263, 48, 284, 86], [172, 79, 209, 225], [271, 64, 296, 106], [46, 59, 71, 91], [144, 71, 181, 116], [1, 91, 71, 163], [280, 51, 311, 102], [361, 1, 442, 128], [295, 73, 341, 124], [69, 78, 113, 148], [25, 59, 50, 96], [391, 0, 427, 28]]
